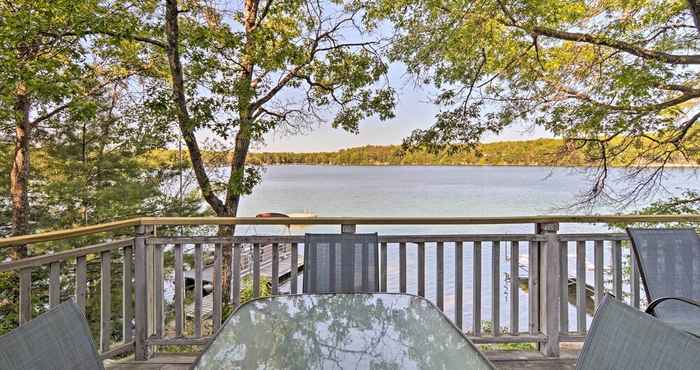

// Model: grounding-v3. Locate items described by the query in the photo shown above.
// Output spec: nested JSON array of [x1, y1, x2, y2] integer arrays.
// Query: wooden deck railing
[[0, 215, 698, 361], [0, 237, 137, 359]]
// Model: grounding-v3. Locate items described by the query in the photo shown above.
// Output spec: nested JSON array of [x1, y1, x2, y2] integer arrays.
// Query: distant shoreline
[[245, 162, 700, 169], [146, 139, 700, 168]]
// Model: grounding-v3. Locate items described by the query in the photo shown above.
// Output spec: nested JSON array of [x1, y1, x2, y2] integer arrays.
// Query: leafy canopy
[[373, 0, 700, 206], [122, 0, 397, 205]]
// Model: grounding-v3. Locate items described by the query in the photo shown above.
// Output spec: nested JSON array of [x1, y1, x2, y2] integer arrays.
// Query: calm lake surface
[[227, 165, 697, 332], [236, 165, 696, 233]]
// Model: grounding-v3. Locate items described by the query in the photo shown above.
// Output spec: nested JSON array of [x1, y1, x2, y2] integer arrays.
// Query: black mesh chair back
[[0, 300, 104, 370], [577, 294, 700, 370], [303, 233, 379, 293], [627, 228, 700, 334]]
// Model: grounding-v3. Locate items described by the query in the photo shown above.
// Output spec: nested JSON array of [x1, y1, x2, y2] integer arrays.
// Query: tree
[[377, 0, 700, 208], [112, 0, 396, 302], [0, 0, 122, 255], [34, 85, 202, 230], [0, 2, 203, 332], [0, 0, 205, 334]]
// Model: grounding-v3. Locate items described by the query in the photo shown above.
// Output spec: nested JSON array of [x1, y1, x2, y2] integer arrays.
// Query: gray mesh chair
[[0, 300, 104, 370], [303, 233, 379, 293], [577, 294, 700, 370], [626, 228, 700, 336]]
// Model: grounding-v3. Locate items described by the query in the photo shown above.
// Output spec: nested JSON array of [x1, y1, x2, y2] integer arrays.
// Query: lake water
[[236, 165, 696, 234], [227, 165, 697, 332]]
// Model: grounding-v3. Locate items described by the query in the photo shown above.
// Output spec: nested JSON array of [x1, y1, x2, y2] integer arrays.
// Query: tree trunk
[[164, 0, 241, 305], [689, 1, 700, 33], [10, 90, 31, 259], [219, 116, 253, 303], [217, 223, 235, 305], [164, 0, 226, 217], [219, 0, 258, 305], [163, 0, 259, 305]]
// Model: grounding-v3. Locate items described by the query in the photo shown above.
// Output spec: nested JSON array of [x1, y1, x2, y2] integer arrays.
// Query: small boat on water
[[255, 212, 317, 218], [255, 212, 290, 218]]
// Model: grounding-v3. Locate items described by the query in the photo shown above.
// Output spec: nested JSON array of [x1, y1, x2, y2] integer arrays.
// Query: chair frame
[[303, 233, 380, 294], [576, 293, 700, 370], [0, 300, 104, 370], [626, 228, 700, 319]]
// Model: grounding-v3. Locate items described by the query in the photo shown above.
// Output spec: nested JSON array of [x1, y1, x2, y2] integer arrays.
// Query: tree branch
[[30, 102, 72, 125], [528, 25, 700, 65], [553, 82, 700, 112], [30, 75, 129, 125], [314, 41, 379, 53], [251, 12, 366, 110], [101, 31, 166, 49], [669, 110, 700, 144], [43, 30, 166, 49], [251, 65, 304, 110]]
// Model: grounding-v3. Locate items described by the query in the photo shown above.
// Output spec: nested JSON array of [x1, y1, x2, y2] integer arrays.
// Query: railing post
[[341, 224, 356, 234], [145, 225, 156, 340], [134, 224, 148, 360], [536, 222, 560, 357]]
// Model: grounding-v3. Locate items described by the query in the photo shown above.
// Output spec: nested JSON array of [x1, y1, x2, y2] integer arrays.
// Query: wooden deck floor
[[105, 346, 580, 370]]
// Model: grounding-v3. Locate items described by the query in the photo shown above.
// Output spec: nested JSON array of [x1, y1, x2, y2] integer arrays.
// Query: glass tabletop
[[193, 293, 495, 370]]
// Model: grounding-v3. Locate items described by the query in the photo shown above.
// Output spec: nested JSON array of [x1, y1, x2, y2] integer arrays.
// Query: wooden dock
[[184, 251, 304, 319]]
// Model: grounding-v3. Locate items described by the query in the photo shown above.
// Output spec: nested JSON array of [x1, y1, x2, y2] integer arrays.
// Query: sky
[[255, 64, 552, 153]]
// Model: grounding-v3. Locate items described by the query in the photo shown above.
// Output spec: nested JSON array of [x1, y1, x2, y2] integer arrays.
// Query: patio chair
[[626, 228, 700, 336], [0, 300, 104, 370], [303, 233, 379, 293], [577, 294, 700, 369]]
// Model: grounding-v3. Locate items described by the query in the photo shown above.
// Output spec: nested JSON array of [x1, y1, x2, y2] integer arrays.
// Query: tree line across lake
[[147, 138, 699, 168]]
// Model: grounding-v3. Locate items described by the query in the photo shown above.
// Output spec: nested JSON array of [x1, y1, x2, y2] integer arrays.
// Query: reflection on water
[[193, 294, 494, 370]]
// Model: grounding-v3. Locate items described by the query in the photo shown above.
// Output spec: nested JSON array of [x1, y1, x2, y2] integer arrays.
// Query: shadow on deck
[[105, 345, 581, 370]]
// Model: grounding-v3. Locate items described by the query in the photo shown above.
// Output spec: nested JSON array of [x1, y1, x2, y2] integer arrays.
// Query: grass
[[469, 320, 538, 352]]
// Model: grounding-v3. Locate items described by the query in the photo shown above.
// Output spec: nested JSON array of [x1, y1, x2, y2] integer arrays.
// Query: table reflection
[[194, 293, 494, 370]]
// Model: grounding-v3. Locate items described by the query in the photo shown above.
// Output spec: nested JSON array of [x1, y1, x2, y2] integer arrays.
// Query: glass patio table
[[192, 293, 495, 370]]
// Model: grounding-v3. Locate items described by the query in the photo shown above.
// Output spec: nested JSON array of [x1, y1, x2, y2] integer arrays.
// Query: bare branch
[[251, 11, 366, 110], [252, 64, 305, 110], [31, 102, 72, 125]]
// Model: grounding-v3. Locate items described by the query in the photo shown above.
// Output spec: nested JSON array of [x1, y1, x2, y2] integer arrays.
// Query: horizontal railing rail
[[0, 239, 134, 273], [0, 214, 698, 247], [146, 234, 543, 245], [0, 216, 690, 362]]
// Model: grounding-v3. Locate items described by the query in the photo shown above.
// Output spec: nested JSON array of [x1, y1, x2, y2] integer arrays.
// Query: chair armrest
[[646, 296, 700, 315]]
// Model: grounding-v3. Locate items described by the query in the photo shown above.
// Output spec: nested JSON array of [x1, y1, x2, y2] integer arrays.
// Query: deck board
[[105, 348, 580, 370], [105, 353, 197, 370]]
